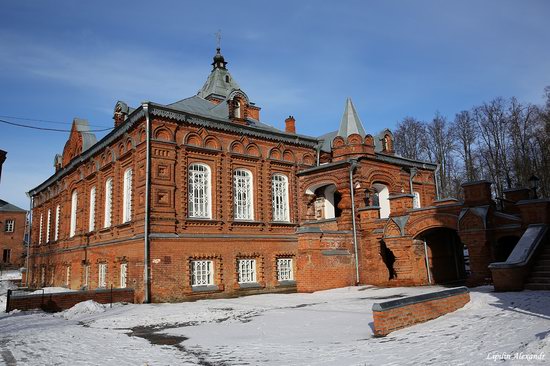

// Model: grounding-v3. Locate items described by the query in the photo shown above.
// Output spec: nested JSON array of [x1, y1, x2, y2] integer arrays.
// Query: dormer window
[[234, 100, 241, 119], [225, 75, 230, 83]]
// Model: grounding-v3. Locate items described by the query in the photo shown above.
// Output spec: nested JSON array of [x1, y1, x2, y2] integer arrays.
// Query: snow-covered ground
[[1, 285, 549, 365]]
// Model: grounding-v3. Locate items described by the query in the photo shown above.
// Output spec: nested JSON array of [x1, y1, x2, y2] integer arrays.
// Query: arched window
[[70, 190, 78, 237], [272, 174, 290, 222], [188, 163, 211, 218], [122, 169, 133, 223], [372, 183, 390, 219], [104, 178, 113, 228], [413, 191, 421, 209], [89, 187, 96, 231], [54, 205, 60, 241], [234, 100, 241, 118], [234, 169, 253, 220], [46, 209, 51, 243]]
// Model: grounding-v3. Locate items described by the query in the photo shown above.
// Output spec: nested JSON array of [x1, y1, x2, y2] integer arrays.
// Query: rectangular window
[[84, 265, 90, 288], [234, 169, 254, 220], [238, 259, 257, 284], [122, 169, 132, 223], [98, 263, 107, 288], [89, 187, 96, 231], [104, 179, 113, 228], [191, 260, 213, 286], [46, 209, 51, 243], [277, 258, 294, 281], [188, 164, 211, 218], [65, 266, 71, 287], [2, 249, 11, 263], [120, 263, 128, 288], [4, 219, 15, 232], [54, 205, 60, 241], [70, 191, 78, 237], [38, 213, 43, 245], [272, 175, 290, 222]]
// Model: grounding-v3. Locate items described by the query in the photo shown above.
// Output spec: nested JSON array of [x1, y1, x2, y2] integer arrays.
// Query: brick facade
[[26, 48, 550, 303], [0, 200, 27, 269]]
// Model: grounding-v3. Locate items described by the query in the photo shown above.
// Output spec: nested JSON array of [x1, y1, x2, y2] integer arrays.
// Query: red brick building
[[1, 200, 27, 269], [26, 48, 550, 302]]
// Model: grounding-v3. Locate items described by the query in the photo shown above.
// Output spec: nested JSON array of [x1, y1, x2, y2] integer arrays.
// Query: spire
[[337, 98, 366, 138]]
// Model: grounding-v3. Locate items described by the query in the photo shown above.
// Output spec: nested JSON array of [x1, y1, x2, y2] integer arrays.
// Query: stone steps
[[524, 240, 550, 290], [524, 283, 550, 291]]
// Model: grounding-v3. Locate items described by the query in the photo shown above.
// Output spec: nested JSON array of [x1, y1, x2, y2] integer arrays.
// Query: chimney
[[285, 115, 296, 134]]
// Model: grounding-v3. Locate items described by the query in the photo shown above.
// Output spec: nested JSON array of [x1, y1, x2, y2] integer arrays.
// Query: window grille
[[191, 260, 213, 286], [238, 259, 257, 283], [98, 263, 107, 288], [122, 169, 132, 223], [272, 174, 290, 222], [188, 164, 211, 218], [70, 190, 77, 237], [46, 209, 51, 242], [234, 169, 253, 220], [277, 258, 294, 281], [54, 205, 60, 241], [4, 219, 14, 232], [120, 263, 128, 288], [104, 178, 113, 228], [89, 187, 96, 231]]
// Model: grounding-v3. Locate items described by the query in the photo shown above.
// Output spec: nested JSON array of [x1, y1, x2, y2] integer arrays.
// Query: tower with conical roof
[[331, 98, 376, 161], [197, 48, 261, 123]]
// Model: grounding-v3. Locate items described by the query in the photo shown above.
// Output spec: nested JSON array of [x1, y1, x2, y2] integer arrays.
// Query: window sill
[[238, 282, 262, 289], [269, 221, 297, 226], [191, 285, 219, 293]]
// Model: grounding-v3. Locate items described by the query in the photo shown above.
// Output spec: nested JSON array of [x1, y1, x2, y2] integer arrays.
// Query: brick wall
[[372, 287, 470, 337], [6, 288, 134, 312]]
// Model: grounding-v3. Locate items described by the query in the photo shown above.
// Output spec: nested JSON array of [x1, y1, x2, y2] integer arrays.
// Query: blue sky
[[1, 0, 549, 209]]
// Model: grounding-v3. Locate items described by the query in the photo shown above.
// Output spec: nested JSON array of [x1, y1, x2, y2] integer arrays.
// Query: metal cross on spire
[[215, 29, 222, 49]]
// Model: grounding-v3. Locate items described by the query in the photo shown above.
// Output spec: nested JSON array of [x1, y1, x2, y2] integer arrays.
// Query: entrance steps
[[525, 239, 550, 290]]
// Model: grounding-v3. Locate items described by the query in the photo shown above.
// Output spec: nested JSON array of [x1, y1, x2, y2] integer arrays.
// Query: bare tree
[[425, 112, 457, 198], [453, 110, 479, 182], [393, 117, 427, 160]]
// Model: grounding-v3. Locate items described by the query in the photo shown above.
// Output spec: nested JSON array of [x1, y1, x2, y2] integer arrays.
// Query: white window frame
[[46, 209, 51, 243], [104, 178, 113, 228], [238, 259, 257, 284], [122, 169, 133, 223], [234, 169, 254, 220], [70, 190, 78, 237], [120, 263, 128, 288], [413, 191, 421, 209], [4, 219, 15, 232], [84, 264, 90, 288], [277, 258, 294, 281], [98, 263, 107, 288], [272, 174, 290, 222], [89, 186, 96, 231], [65, 266, 71, 287], [38, 213, 43, 245], [191, 260, 214, 286], [54, 205, 60, 241], [188, 163, 212, 219]]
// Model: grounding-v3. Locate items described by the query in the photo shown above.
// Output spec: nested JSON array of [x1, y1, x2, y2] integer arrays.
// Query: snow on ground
[[1, 285, 549, 365], [0, 270, 22, 281]]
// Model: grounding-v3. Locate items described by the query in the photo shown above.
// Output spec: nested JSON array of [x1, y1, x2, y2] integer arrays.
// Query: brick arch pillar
[[458, 231, 492, 286]]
